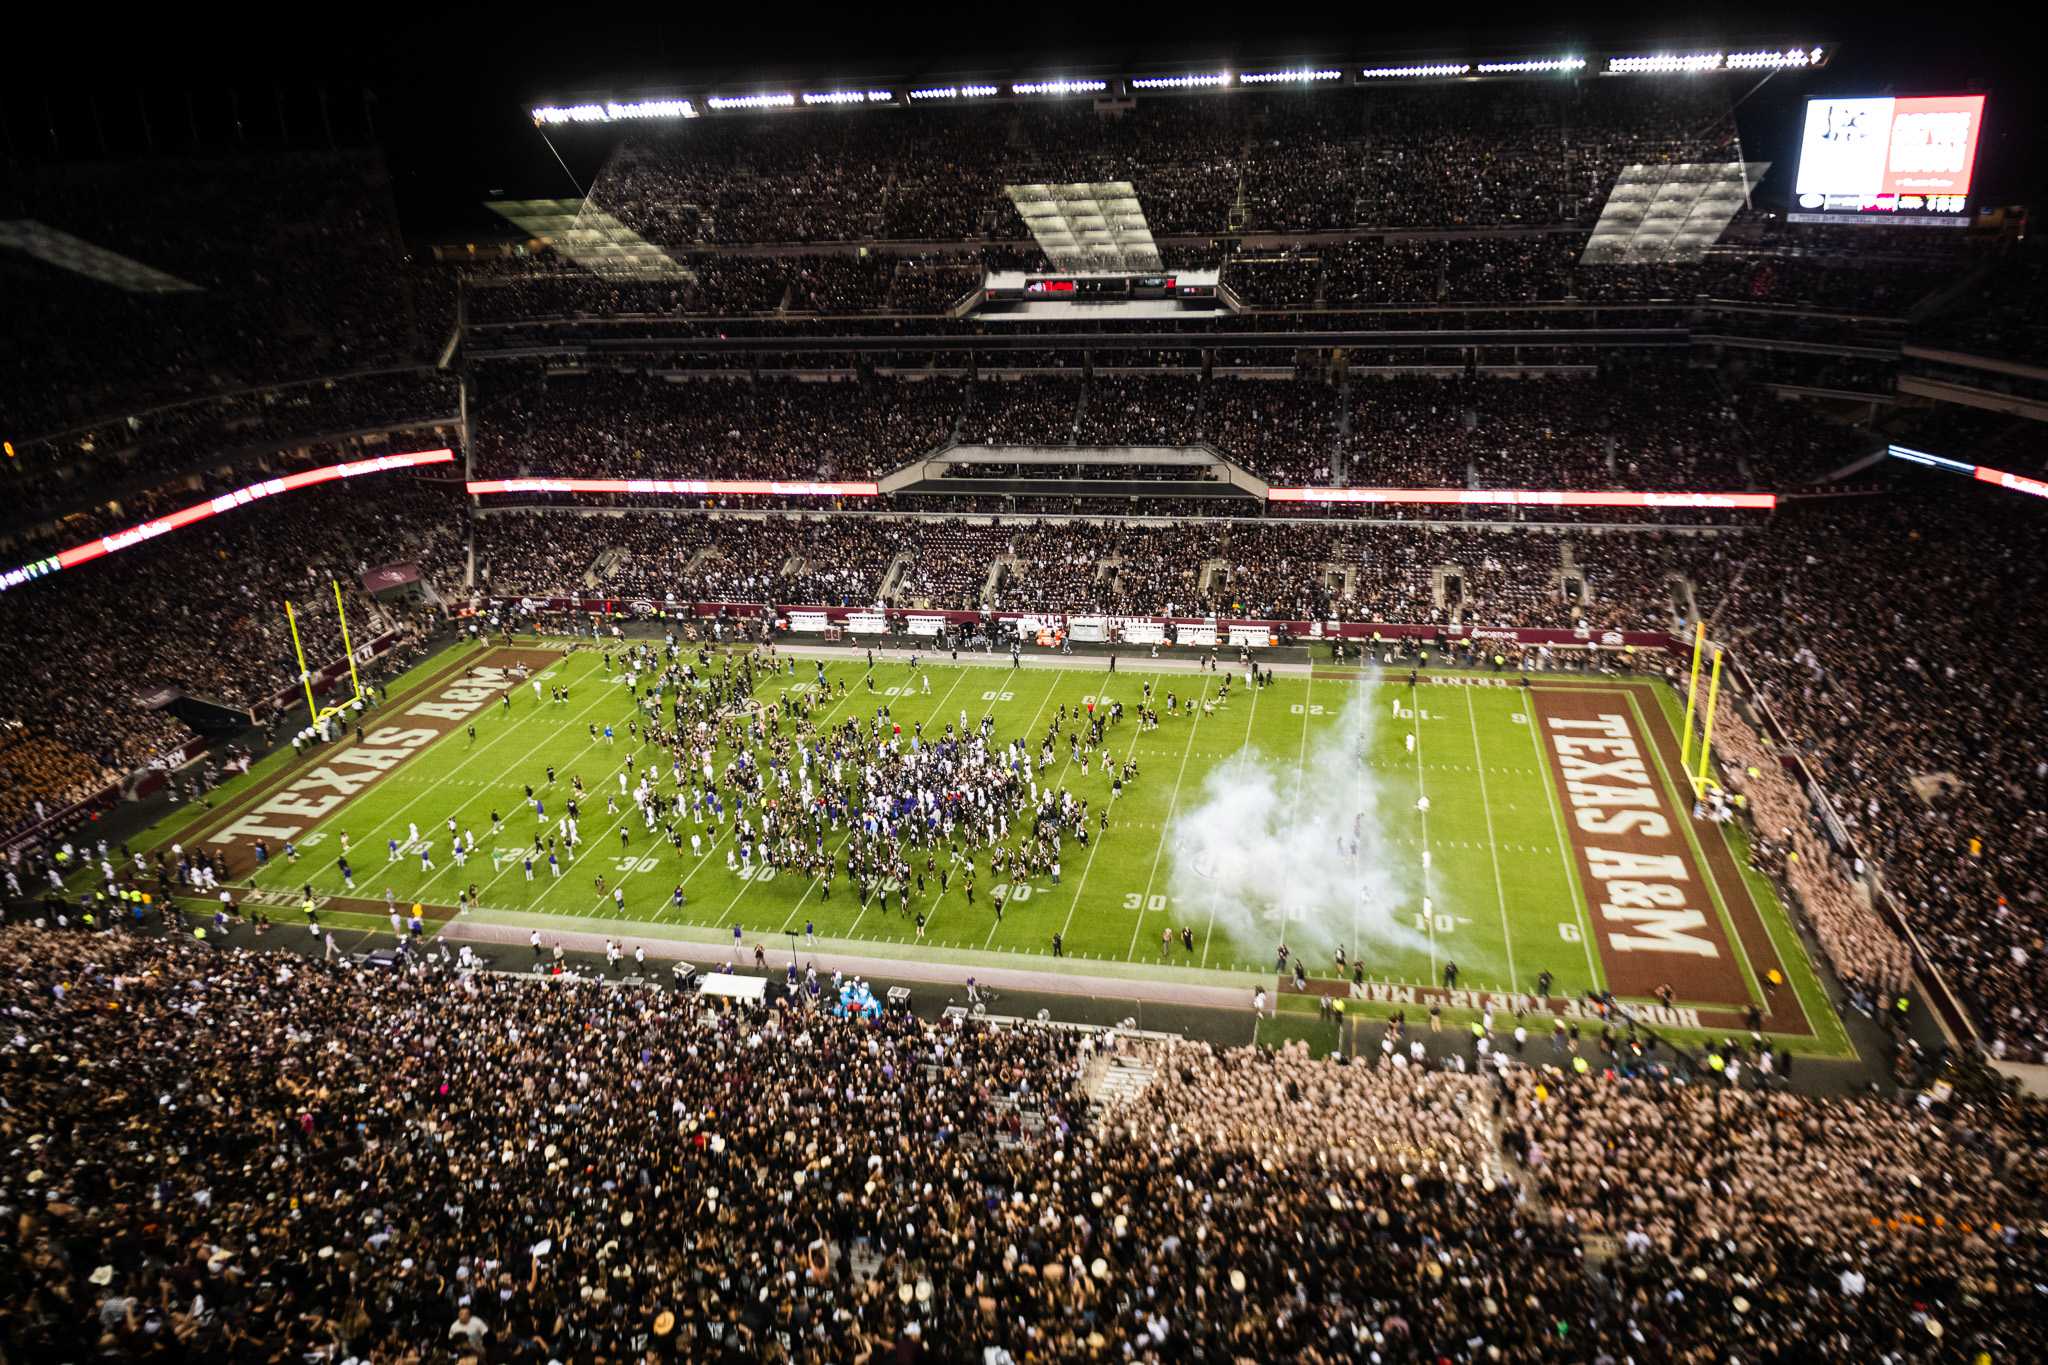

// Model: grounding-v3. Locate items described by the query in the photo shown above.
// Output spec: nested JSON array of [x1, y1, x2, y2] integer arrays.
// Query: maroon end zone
[[1528, 683, 1812, 1036], [158, 646, 563, 886]]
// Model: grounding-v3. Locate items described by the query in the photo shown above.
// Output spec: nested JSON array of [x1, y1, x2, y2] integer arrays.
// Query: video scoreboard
[[1790, 94, 1986, 226], [984, 271, 1219, 302]]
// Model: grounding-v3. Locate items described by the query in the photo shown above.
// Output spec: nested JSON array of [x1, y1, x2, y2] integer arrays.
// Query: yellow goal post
[[284, 580, 365, 730]]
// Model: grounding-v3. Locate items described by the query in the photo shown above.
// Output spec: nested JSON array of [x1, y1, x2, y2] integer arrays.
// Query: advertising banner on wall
[[787, 610, 829, 632], [845, 611, 887, 634], [1228, 625, 1274, 648], [905, 615, 947, 637], [1118, 619, 1166, 645], [1176, 621, 1217, 647], [1067, 615, 1108, 643]]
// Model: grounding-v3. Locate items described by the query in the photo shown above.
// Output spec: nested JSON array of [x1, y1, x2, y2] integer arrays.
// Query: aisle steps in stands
[[1670, 574, 1701, 626], [1196, 557, 1228, 597], [981, 556, 1008, 608], [587, 547, 629, 588], [1332, 370, 1354, 485], [1081, 1051, 1160, 1123], [879, 551, 915, 602], [1432, 565, 1459, 619]]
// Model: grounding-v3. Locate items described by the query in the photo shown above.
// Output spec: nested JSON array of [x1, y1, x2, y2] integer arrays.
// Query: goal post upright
[[285, 598, 320, 726], [285, 582, 365, 732], [1693, 646, 1724, 800], [332, 579, 364, 710], [1677, 620, 1706, 770]]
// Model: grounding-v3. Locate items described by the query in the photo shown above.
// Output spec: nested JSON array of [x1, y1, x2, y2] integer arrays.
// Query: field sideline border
[[145, 637, 1854, 1055]]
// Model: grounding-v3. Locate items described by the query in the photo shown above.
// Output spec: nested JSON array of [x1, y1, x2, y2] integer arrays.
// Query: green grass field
[[150, 638, 1850, 1054]]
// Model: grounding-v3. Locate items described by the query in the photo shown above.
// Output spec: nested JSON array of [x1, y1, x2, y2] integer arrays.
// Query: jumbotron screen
[[1790, 94, 1985, 225]]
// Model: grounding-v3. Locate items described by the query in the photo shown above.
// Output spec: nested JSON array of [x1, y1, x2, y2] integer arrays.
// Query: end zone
[[160, 647, 562, 878], [1529, 683, 1813, 1037]]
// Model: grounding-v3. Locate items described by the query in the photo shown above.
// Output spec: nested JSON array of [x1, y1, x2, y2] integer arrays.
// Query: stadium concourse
[[3, 39, 2048, 1361]]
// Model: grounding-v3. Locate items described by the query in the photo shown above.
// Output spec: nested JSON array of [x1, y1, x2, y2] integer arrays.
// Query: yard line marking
[[619, 655, 882, 924], [775, 663, 984, 937], [1170, 674, 1254, 967], [1463, 688, 1518, 993], [244, 652, 608, 899], [1061, 668, 1198, 962], [925, 663, 1075, 940], [468, 651, 792, 915], [962, 666, 1087, 947], [1410, 678, 1437, 984], [1522, 688, 1603, 989], [1292, 669, 1313, 827]]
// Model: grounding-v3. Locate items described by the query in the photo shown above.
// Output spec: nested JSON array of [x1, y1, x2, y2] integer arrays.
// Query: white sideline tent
[[697, 972, 769, 1004]]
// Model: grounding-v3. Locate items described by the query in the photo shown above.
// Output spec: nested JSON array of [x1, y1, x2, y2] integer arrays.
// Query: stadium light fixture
[[801, 90, 895, 105], [531, 104, 607, 125], [1129, 73, 1233, 90], [1360, 63, 1471, 79], [1239, 68, 1343, 84], [706, 93, 797, 110], [1606, 48, 1825, 75], [909, 85, 999, 100], [1010, 79, 1108, 96], [1606, 53, 1727, 74], [1725, 47, 1824, 69], [530, 99, 697, 125], [1475, 57, 1587, 74]]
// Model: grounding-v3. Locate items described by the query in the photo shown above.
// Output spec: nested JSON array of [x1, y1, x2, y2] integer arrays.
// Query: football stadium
[[2, 12, 2045, 1362]]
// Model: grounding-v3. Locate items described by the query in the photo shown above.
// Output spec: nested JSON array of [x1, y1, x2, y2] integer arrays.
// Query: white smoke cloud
[[1166, 683, 1430, 963]]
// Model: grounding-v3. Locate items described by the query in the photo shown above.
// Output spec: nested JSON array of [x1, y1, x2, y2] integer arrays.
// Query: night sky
[[3, 4, 2031, 239]]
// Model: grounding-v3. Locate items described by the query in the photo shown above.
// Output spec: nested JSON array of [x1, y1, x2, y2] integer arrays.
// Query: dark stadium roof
[[3, 4, 2037, 236]]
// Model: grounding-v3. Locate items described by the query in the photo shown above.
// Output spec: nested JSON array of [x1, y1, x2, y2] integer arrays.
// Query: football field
[[156, 638, 1850, 1053]]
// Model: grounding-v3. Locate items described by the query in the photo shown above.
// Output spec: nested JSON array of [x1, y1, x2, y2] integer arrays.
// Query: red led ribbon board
[[464, 478, 880, 497], [1, 450, 455, 591], [1267, 488, 1779, 509]]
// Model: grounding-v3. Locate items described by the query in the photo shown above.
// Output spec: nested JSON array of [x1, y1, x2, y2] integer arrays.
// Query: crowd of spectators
[[585, 80, 1742, 248], [1073, 375, 1204, 447], [0, 477, 465, 832], [470, 371, 963, 482], [955, 378, 1081, 446], [1500, 1063, 2046, 1359], [895, 523, 1007, 609], [1710, 482, 2048, 1063], [0, 151, 425, 437], [1712, 705, 1915, 1001], [4, 370, 460, 529], [2, 926, 2043, 1362], [464, 363, 1854, 495], [467, 508, 1735, 634], [1916, 238, 2048, 365], [1341, 368, 1750, 491]]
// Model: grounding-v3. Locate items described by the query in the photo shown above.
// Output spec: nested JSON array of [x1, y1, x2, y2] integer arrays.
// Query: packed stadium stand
[[0, 926, 2044, 1362], [4, 45, 2048, 1361]]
